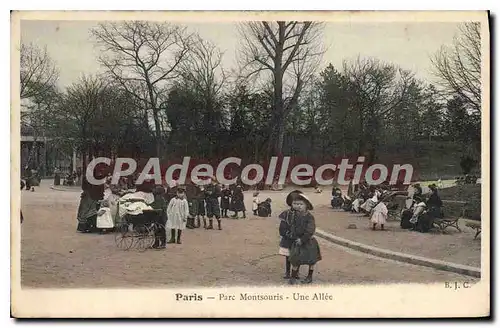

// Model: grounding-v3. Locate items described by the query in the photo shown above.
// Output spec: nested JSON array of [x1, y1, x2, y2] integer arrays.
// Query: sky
[[20, 20, 462, 89]]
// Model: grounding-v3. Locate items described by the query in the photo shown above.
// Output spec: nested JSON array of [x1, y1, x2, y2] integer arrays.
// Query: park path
[[19, 183, 475, 288]]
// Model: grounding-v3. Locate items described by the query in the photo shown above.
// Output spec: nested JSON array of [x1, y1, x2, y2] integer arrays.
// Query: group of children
[[145, 177, 277, 248]]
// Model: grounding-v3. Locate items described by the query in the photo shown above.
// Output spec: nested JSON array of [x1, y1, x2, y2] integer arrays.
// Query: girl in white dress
[[166, 187, 190, 244], [371, 200, 388, 231]]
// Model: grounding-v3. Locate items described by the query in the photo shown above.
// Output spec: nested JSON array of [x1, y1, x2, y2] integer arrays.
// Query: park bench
[[465, 220, 481, 239], [432, 200, 468, 234]]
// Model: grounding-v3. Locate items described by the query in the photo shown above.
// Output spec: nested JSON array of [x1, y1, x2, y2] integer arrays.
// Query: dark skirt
[[231, 199, 245, 212], [289, 237, 322, 266], [76, 193, 99, 233], [400, 209, 413, 229], [191, 199, 206, 216], [221, 196, 230, 210]]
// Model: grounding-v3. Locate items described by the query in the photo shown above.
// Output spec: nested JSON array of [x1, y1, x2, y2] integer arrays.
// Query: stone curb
[[315, 228, 481, 278]]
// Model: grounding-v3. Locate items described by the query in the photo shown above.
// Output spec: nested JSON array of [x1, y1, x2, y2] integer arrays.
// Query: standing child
[[287, 193, 322, 285], [220, 185, 231, 218], [204, 177, 222, 230], [278, 190, 303, 279], [166, 187, 190, 244], [151, 185, 168, 249], [371, 199, 388, 231], [252, 191, 260, 215], [194, 183, 206, 228]]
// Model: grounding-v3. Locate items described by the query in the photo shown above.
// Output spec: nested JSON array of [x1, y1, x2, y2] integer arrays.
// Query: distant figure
[[252, 191, 260, 215], [257, 198, 272, 217]]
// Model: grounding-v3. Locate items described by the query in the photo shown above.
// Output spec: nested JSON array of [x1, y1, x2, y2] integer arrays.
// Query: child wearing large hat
[[285, 192, 322, 284]]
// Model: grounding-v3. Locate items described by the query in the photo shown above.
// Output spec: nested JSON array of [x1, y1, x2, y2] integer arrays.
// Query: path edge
[[315, 229, 481, 278]]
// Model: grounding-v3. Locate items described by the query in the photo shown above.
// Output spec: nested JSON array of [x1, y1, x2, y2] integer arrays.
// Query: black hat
[[286, 190, 303, 206], [294, 193, 314, 211], [153, 185, 166, 195]]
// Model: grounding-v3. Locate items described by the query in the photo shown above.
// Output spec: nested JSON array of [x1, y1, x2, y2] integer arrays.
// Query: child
[[257, 198, 272, 217], [278, 190, 303, 279], [204, 177, 222, 230], [166, 187, 190, 244], [230, 185, 246, 219], [220, 185, 231, 218], [286, 193, 322, 285], [371, 199, 388, 231], [252, 191, 260, 215]]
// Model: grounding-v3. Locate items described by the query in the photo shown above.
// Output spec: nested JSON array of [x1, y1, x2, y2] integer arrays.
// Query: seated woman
[[409, 184, 443, 233], [342, 195, 353, 212], [360, 187, 380, 215], [257, 198, 272, 217], [331, 186, 343, 209]]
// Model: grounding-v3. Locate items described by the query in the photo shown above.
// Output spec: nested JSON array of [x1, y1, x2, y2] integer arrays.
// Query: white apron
[[370, 202, 388, 225], [96, 208, 114, 229], [166, 197, 189, 230]]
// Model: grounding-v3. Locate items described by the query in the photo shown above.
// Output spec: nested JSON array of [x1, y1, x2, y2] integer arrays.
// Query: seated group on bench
[[400, 183, 444, 233]]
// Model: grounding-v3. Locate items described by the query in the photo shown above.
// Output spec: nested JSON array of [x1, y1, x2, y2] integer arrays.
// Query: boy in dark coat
[[220, 185, 231, 218], [193, 183, 207, 228], [278, 190, 303, 279], [204, 177, 222, 230], [286, 193, 322, 285]]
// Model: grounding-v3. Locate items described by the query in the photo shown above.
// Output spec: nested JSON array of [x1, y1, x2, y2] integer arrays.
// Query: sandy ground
[[259, 189, 481, 268], [19, 182, 478, 288]]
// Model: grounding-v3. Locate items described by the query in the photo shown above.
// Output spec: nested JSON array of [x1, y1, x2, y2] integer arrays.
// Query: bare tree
[[178, 35, 227, 157], [431, 22, 481, 114], [20, 42, 59, 100], [237, 21, 325, 157], [342, 57, 414, 162], [90, 21, 192, 157]]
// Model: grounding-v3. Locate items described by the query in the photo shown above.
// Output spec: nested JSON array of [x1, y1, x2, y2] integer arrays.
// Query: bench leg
[[474, 229, 481, 240]]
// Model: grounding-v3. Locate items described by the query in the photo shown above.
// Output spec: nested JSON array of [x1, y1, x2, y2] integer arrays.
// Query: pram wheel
[[134, 224, 155, 251], [114, 223, 134, 250]]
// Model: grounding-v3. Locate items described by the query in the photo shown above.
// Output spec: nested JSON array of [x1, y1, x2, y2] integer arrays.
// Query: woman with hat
[[286, 192, 322, 284], [278, 190, 303, 279], [230, 185, 246, 219]]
